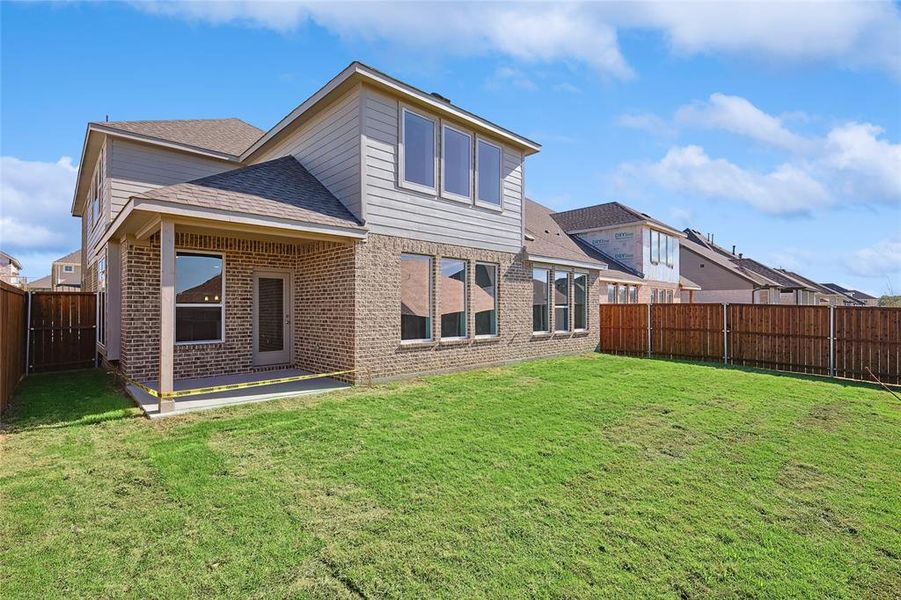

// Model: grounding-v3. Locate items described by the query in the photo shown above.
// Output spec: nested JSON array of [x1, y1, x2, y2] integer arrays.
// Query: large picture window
[[175, 252, 223, 343], [475, 263, 498, 336], [532, 268, 550, 333], [573, 273, 587, 330], [650, 230, 660, 264], [401, 254, 432, 341], [440, 258, 467, 339], [476, 138, 502, 207], [442, 125, 472, 201], [554, 271, 570, 332], [401, 108, 436, 191]]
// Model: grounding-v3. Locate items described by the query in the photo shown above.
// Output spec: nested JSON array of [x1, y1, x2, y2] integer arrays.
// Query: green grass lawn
[[1, 355, 899, 599]]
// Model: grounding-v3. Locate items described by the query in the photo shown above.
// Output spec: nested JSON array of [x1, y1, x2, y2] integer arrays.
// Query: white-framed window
[[650, 230, 660, 264], [401, 253, 432, 342], [666, 289, 674, 303], [441, 124, 472, 202], [399, 106, 437, 194], [629, 286, 638, 304], [175, 251, 224, 344], [650, 289, 658, 304], [63, 265, 75, 273], [573, 272, 587, 330], [475, 262, 498, 337], [607, 283, 616, 304], [665, 236, 675, 267], [618, 284, 627, 304], [476, 137, 503, 209], [97, 253, 107, 347], [554, 271, 570, 332], [532, 268, 550, 333], [440, 258, 468, 339]]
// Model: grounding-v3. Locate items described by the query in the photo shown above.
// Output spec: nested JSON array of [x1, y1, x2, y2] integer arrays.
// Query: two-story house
[[680, 230, 827, 304], [71, 62, 606, 414], [0, 251, 23, 287], [551, 202, 699, 303]]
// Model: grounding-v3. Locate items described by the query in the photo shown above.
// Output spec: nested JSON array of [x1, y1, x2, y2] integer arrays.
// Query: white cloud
[[486, 66, 537, 91], [846, 238, 901, 278], [132, 1, 901, 78], [0, 156, 80, 277], [675, 93, 812, 152], [615, 93, 901, 216], [668, 207, 694, 228], [824, 122, 901, 200], [616, 112, 675, 138], [627, 145, 832, 215]]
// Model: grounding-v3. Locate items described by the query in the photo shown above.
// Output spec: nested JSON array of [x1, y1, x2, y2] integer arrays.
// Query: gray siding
[[107, 138, 235, 218], [361, 86, 524, 253], [253, 86, 363, 221]]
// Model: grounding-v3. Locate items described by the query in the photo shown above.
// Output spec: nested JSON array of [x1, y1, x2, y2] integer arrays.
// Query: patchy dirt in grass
[[606, 407, 704, 460], [798, 401, 848, 432]]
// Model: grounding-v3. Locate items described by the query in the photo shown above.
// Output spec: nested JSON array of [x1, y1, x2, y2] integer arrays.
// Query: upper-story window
[[400, 107, 437, 193], [441, 125, 472, 201], [650, 230, 675, 267], [63, 265, 75, 273], [476, 138, 502, 208]]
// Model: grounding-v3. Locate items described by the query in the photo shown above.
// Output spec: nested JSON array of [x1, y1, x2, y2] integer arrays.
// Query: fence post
[[829, 304, 835, 378], [723, 303, 729, 364], [25, 291, 32, 376], [647, 303, 652, 358]]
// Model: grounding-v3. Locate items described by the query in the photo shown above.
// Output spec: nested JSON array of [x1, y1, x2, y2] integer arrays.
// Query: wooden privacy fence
[[0, 282, 27, 416], [599, 303, 901, 385], [28, 292, 97, 373]]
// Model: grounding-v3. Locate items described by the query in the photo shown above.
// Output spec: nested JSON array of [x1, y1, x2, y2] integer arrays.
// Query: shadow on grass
[[2, 369, 139, 432], [599, 351, 895, 393]]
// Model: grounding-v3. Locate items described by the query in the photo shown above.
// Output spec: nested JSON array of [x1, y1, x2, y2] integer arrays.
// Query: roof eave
[[242, 61, 541, 161], [526, 253, 606, 271]]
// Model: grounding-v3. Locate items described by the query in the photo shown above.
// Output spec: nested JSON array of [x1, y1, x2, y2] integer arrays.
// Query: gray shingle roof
[[135, 156, 365, 231], [99, 118, 263, 156], [822, 283, 875, 301], [552, 201, 678, 234], [523, 198, 606, 268]]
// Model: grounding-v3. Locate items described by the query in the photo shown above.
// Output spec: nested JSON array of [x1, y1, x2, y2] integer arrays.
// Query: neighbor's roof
[[552, 201, 683, 236], [55, 249, 81, 264], [733, 258, 807, 290], [821, 283, 876, 301], [28, 275, 52, 290], [0, 250, 22, 270], [775, 269, 834, 295], [133, 156, 364, 231], [680, 276, 702, 291], [679, 236, 779, 288], [523, 198, 607, 270], [97, 118, 263, 157]]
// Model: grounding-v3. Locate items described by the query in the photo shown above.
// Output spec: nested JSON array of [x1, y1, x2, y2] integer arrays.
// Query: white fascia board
[[243, 62, 541, 161], [527, 254, 606, 271]]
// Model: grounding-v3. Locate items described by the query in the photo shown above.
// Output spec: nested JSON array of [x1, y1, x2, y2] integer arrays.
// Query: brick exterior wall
[[353, 234, 601, 381], [116, 230, 602, 385], [119, 232, 355, 383]]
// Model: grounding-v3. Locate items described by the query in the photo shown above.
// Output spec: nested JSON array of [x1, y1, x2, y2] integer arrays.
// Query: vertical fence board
[[599, 303, 898, 385], [28, 292, 96, 373], [0, 282, 27, 416]]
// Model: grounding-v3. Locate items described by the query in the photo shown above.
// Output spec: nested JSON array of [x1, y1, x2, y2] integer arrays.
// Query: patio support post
[[159, 219, 175, 414]]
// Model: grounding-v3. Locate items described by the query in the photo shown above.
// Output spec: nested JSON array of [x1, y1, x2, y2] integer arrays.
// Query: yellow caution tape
[[118, 369, 356, 400]]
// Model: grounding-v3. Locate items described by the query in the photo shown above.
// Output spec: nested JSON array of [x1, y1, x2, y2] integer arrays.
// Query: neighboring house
[[0, 251, 23, 287], [51, 250, 82, 290], [71, 62, 609, 413], [821, 283, 875, 306], [551, 202, 697, 303], [680, 230, 826, 305], [27, 275, 53, 291]]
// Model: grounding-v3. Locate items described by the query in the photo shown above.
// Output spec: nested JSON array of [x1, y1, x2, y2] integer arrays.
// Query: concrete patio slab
[[126, 368, 349, 418]]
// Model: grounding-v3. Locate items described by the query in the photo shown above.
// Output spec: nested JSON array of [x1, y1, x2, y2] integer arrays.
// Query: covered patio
[[126, 367, 349, 419]]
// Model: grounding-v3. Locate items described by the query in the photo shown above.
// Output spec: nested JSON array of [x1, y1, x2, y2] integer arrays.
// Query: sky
[[1, 1, 899, 296]]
